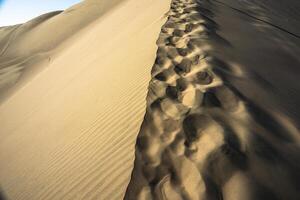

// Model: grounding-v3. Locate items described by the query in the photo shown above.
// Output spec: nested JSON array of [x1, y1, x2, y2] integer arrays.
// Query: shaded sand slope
[[125, 0, 300, 199], [209, 0, 300, 125], [0, 0, 171, 199], [0, 0, 126, 102]]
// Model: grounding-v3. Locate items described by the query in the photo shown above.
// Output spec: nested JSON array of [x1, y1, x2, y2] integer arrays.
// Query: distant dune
[[0, 0, 129, 102]]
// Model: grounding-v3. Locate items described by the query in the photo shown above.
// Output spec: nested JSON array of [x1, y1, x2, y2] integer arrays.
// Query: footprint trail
[[125, 0, 300, 199]]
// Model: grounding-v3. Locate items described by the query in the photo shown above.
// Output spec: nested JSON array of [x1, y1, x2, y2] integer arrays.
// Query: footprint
[[174, 58, 192, 75], [183, 114, 213, 142], [180, 87, 203, 108], [125, 0, 255, 199], [196, 71, 213, 85]]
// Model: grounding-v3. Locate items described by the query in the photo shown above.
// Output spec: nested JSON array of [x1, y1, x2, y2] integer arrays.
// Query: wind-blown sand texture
[[1, 0, 300, 199], [125, 0, 300, 199], [0, 0, 171, 199]]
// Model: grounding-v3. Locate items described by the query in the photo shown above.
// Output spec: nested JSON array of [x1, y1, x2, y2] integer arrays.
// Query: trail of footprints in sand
[[124, 0, 247, 199], [125, 0, 299, 199]]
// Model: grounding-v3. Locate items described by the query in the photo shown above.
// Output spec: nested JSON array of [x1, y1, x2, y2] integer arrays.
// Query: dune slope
[[0, 0, 171, 199], [1, 0, 300, 199], [0, 0, 128, 102], [125, 0, 300, 199]]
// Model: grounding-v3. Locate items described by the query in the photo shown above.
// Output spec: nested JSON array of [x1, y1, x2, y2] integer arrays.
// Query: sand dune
[[0, 0, 127, 102], [1, 0, 300, 199], [125, 0, 300, 199], [0, 0, 171, 199]]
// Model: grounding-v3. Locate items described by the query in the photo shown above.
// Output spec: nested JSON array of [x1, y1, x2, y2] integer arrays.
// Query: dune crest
[[1, 0, 300, 199], [125, 0, 300, 199]]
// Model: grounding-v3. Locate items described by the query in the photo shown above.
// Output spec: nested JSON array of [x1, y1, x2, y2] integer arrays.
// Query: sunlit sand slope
[[0, 0, 126, 102], [0, 0, 171, 199]]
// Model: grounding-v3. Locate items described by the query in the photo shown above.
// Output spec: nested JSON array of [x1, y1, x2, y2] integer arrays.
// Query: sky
[[0, 0, 82, 26]]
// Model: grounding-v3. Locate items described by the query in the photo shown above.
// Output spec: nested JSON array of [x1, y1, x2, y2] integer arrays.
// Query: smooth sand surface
[[0, 0, 171, 199], [0, 0, 127, 102]]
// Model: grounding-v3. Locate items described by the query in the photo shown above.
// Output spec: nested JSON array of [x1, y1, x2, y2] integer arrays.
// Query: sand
[[0, 0, 171, 199], [0, 0, 128, 102], [1, 0, 300, 199], [125, 0, 300, 199]]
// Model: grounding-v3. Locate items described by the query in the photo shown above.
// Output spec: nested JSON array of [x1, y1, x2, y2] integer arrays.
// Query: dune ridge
[[125, 0, 300, 199], [1, 0, 300, 199]]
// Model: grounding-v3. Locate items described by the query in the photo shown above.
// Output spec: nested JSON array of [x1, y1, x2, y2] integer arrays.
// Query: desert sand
[[125, 0, 300, 199], [1, 0, 300, 199], [0, 0, 171, 199], [0, 0, 133, 102]]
